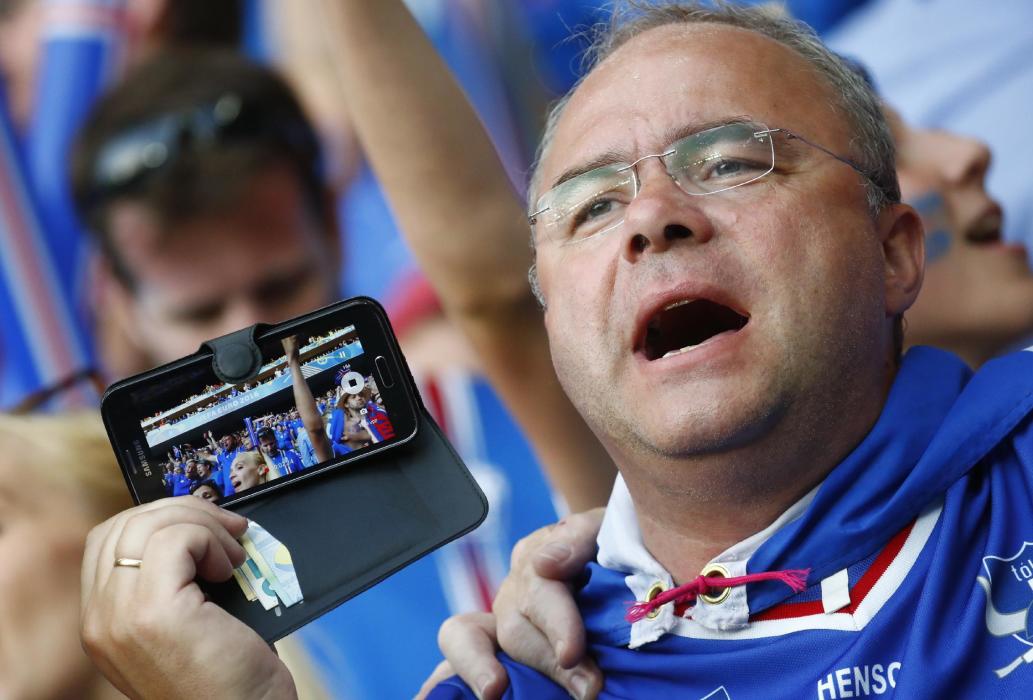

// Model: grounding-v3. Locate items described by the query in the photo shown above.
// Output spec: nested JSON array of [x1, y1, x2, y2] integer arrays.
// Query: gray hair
[[527, 1, 900, 307]]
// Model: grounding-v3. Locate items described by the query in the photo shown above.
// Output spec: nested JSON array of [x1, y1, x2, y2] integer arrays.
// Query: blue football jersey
[[431, 346, 1033, 698], [268, 449, 303, 476]]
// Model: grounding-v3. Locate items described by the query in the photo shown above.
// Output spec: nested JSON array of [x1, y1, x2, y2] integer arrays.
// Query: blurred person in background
[[70, 49, 338, 379], [0, 412, 130, 700], [824, 0, 1033, 265], [0, 412, 327, 700], [886, 105, 1033, 366]]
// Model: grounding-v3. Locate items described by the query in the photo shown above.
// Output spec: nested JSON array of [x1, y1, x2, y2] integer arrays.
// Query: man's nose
[[620, 162, 714, 262], [216, 299, 270, 336], [943, 134, 992, 187]]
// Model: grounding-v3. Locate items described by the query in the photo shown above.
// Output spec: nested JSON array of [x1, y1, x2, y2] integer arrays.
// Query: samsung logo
[[133, 440, 152, 478]]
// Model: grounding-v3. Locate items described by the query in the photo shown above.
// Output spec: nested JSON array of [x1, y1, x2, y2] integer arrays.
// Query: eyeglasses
[[84, 93, 322, 208], [528, 120, 874, 245]]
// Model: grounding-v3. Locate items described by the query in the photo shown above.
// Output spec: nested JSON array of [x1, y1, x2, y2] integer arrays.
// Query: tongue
[[646, 299, 747, 360]]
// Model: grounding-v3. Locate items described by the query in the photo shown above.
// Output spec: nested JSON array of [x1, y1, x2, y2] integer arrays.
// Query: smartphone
[[102, 297, 420, 506]]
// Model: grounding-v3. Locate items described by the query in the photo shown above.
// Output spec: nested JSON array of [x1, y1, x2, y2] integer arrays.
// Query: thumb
[[533, 508, 605, 581]]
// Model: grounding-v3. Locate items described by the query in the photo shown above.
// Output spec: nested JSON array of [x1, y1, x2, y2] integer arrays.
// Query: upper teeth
[[662, 344, 699, 358], [649, 299, 692, 331]]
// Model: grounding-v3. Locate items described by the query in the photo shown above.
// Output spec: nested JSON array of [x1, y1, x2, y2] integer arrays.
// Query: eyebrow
[[549, 149, 628, 191], [548, 116, 759, 191], [657, 116, 757, 152], [161, 261, 314, 323]]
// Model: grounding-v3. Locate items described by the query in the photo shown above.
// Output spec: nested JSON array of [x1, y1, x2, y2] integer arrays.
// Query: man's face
[[887, 108, 1033, 361], [219, 434, 236, 452], [101, 165, 337, 373], [534, 24, 915, 463], [191, 484, 218, 501], [259, 434, 278, 456]]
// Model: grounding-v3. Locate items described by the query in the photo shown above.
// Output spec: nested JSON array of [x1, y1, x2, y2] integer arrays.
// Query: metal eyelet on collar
[[644, 582, 666, 619], [699, 563, 731, 605]]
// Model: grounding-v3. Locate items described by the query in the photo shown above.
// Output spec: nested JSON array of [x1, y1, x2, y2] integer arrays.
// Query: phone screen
[[105, 300, 419, 505]]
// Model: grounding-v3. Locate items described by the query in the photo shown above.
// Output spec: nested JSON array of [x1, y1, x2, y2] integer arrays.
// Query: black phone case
[[205, 406, 487, 643]]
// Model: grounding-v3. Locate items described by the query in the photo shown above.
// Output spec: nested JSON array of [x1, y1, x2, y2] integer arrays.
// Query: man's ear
[[90, 253, 151, 378], [880, 203, 925, 318]]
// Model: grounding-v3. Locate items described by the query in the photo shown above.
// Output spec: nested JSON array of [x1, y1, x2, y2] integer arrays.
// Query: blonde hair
[[0, 413, 331, 698], [231, 450, 270, 484], [0, 411, 132, 519]]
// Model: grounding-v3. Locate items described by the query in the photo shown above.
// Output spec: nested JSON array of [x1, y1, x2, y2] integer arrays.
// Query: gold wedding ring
[[114, 557, 143, 569]]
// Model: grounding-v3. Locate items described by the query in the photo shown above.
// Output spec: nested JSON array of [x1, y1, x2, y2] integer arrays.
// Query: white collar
[[596, 473, 817, 646]]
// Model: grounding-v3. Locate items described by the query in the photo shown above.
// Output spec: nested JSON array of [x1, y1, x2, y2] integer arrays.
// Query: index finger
[[437, 612, 508, 700], [86, 498, 246, 601]]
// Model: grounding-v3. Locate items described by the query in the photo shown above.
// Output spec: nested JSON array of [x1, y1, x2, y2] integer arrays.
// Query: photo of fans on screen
[[139, 326, 394, 502]]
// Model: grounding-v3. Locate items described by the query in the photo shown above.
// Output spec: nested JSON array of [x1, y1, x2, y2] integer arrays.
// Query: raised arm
[[205, 430, 219, 453], [281, 336, 332, 463], [314, 0, 615, 510]]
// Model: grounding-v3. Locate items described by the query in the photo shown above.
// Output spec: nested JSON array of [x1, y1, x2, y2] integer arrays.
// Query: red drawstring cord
[[626, 568, 810, 623]]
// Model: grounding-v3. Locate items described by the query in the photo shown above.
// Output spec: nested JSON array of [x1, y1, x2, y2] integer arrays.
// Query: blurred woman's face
[[889, 106, 1033, 365], [0, 458, 98, 699]]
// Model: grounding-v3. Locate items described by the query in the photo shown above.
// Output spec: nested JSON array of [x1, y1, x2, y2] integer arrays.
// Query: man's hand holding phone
[[80, 497, 297, 699], [88, 297, 488, 689]]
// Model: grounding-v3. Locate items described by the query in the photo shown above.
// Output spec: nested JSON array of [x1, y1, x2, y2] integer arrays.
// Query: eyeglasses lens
[[536, 122, 775, 245]]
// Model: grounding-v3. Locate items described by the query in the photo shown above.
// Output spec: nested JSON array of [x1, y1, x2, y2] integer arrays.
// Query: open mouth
[[231, 476, 243, 490], [965, 205, 1004, 245], [641, 298, 749, 361]]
